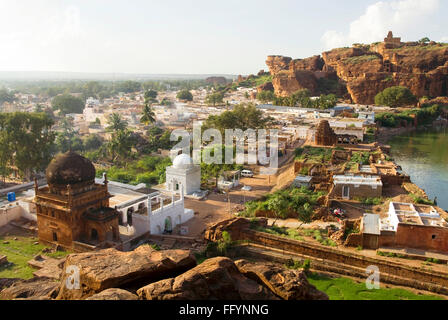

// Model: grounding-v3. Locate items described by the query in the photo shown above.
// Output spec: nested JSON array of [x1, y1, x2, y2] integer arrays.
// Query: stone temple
[[34, 152, 120, 251], [315, 120, 337, 146]]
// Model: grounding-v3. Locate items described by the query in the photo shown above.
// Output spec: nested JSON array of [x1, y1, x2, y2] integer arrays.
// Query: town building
[[361, 202, 448, 253], [331, 175, 383, 200]]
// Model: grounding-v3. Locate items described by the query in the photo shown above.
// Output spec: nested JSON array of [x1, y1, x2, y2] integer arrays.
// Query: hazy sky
[[0, 0, 446, 75]]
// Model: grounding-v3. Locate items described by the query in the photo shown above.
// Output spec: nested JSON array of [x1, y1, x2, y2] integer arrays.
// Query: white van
[[241, 170, 254, 178]]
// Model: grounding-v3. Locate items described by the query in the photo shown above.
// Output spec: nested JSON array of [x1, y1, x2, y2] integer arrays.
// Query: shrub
[[374, 86, 417, 108]]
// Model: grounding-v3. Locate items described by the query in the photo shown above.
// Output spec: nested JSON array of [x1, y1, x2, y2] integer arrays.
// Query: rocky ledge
[[0, 244, 327, 301]]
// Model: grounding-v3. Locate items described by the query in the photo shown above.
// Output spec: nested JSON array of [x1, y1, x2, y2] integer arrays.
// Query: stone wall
[[238, 229, 448, 288]]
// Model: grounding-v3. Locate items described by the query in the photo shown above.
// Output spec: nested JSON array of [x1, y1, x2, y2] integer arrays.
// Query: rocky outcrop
[[266, 35, 448, 104], [0, 277, 59, 300], [137, 257, 279, 300], [204, 218, 252, 242], [56, 245, 196, 300], [234, 260, 328, 300], [86, 288, 138, 300]]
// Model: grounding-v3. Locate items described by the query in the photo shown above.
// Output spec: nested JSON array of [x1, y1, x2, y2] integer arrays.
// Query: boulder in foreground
[[57, 245, 196, 300], [137, 257, 278, 300]]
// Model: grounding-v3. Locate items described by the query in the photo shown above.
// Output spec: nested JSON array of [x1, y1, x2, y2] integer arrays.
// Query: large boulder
[[137, 257, 278, 300], [86, 288, 138, 300], [56, 245, 196, 300], [204, 218, 251, 242], [235, 260, 329, 300], [0, 277, 59, 300]]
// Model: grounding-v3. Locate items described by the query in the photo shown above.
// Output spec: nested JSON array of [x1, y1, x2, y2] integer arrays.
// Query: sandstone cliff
[[266, 37, 448, 104]]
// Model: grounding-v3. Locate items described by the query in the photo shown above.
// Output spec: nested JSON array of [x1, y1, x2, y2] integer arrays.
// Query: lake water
[[389, 127, 448, 210]]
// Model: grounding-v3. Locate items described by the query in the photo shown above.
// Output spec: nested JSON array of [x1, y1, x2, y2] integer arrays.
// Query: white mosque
[[165, 153, 202, 196]]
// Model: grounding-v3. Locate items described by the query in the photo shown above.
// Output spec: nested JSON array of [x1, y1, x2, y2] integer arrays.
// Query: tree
[[107, 129, 136, 162], [375, 86, 417, 108], [107, 113, 128, 132], [419, 37, 431, 44], [202, 103, 273, 134], [257, 90, 275, 103], [266, 194, 289, 225], [176, 90, 193, 101], [205, 92, 224, 106], [52, 94, 85, 115], [0, 89, 15, 105], [0, 112, 55, 180], [144, 89, 158, 100], [84, 134, 104, 151], [140, 104, 156, 126]]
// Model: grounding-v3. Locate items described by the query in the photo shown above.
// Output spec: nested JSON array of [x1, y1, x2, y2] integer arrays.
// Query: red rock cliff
[[266, 35, 448, 104]]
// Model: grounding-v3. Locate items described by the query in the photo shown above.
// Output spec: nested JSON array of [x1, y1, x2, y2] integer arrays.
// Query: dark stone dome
[[46, 152, 96, 186]]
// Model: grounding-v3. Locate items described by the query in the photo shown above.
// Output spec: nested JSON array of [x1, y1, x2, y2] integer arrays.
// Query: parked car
[[241, 169, 254, 178]]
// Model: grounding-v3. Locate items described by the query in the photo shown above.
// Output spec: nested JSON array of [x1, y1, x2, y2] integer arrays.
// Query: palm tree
[[107, 113, 127, 132], [140, 104, 156, 126]]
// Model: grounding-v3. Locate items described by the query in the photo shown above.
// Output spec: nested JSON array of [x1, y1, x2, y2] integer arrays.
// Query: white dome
[[173, 154, 194, 169]]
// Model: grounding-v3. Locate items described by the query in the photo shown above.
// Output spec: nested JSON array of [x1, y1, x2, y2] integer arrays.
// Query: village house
[[361, 202, 448, 253], [331, 175, 383, 200]]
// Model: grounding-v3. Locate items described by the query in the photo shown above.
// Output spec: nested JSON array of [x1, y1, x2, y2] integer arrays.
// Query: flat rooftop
[[333, 175, 383, 186]]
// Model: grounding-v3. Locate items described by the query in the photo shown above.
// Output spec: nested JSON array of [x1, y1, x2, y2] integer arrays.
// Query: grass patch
[[307, 273, 444, 300], [0, 235, 70, 279], [252, 226, 337, 247], [295, 146, 332, 163]]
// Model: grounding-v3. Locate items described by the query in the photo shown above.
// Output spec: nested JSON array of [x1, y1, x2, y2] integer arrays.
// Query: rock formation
[[234, 260, 328, 300], [137, 257, 279, 300], [56, 245, 196, 300], [266, 32, 448, 104], [0, 277, 59, 300], [86, 288, 138, 300]]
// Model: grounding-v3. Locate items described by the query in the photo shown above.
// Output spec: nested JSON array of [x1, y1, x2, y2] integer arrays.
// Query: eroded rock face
[[0, 277, 59, 300], [56, 245, 196, 300], [137, 257, 278, 300], [204, 218, 252, 242], [234, 260, 328, 300], [86, 288, 138, 300], [267, 41, 448, 104]]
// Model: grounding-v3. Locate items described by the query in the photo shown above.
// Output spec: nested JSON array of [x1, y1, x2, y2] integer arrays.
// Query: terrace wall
[[238, 229, 448, 288]]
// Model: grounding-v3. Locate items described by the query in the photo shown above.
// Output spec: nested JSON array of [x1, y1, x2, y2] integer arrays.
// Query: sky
[[0, 0, 447, 75]]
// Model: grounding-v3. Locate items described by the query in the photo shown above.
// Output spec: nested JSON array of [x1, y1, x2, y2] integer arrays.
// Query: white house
[[165, 154, 201, 196]]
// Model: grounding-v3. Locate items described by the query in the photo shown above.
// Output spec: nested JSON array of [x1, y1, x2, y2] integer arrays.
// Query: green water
[[389, 127, 448, 210]]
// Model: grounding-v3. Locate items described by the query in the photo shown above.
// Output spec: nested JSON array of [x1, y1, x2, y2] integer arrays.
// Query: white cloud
[[439, 37, 448, 43], [322, 0, 440, 49]]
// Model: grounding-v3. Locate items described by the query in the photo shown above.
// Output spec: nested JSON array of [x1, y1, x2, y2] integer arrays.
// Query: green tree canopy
[[205, 92, 224, 106], [203, 104, 273, 134], [107, 113, 128, 132], [52, 94, 85, 115], [144, 89, 158, 100], [176, 90, 193, 101], [140, 104, 156, 126], [374, 86, 417, 108], [0, 89, 15, 105], [257, 90, 275, 103], [0, 112, 55, 180]]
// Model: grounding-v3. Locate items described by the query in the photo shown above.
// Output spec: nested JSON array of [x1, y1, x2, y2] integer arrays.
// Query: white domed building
[[165, 154, 201, 196]]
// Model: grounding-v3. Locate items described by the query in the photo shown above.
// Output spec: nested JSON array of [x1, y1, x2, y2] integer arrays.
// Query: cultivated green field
[[308, 273, 444, 300], [0, 235, 69, 279]]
